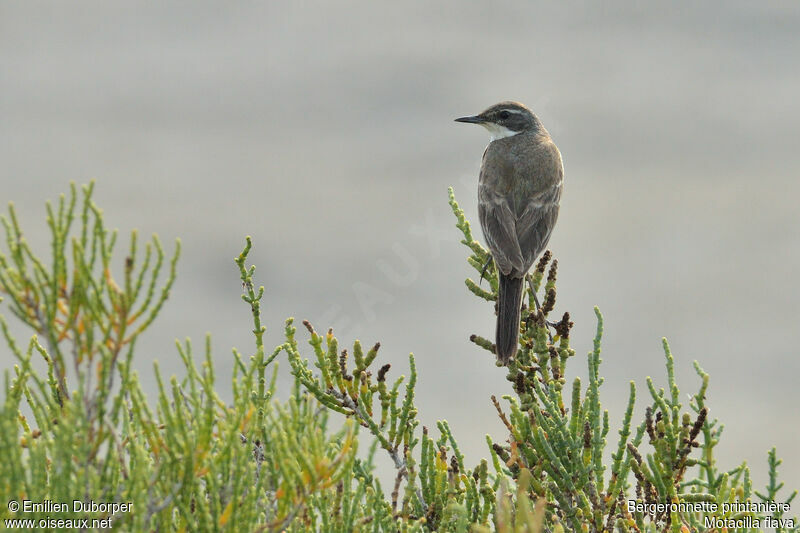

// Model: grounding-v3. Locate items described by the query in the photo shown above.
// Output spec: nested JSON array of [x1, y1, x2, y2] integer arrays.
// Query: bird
[[455, 101, 563, 364]]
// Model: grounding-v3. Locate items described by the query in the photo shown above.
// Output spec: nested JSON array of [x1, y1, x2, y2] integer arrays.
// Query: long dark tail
[[496, 274, 524, 364]]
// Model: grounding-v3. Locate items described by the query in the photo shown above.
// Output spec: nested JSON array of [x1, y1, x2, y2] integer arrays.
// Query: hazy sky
[[2, 2, 799, 489]]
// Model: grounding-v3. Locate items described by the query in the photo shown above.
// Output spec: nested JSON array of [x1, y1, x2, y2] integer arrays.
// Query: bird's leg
[[526, 275, 558, 340], [528, 275, 541, 310], [479, 255, 494, 285]]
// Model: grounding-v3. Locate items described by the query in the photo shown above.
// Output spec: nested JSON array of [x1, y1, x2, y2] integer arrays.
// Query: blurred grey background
[[2, 2, 799, 490]]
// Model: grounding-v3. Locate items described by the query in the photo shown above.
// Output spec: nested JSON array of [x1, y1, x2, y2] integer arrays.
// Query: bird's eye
[[499, 111, 510, 120]]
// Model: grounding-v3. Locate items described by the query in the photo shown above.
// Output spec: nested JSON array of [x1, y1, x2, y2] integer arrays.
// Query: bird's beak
[[454, 115, 484, 124]]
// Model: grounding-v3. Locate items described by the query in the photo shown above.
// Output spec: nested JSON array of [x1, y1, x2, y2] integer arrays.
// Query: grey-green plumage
[[456, 101, 564, 364]]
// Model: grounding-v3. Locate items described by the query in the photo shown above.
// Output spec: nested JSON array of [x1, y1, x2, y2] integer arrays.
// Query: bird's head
[[455, 101, 541, 141]]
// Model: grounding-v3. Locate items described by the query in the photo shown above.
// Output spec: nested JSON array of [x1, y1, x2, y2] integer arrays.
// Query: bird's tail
[[496, 274, 524, 364]]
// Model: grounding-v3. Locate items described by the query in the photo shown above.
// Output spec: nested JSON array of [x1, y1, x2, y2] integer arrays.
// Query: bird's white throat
[[482, 123, 522, 142]]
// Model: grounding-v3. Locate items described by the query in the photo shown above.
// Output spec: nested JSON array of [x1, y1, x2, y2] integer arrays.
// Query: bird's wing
[[515, 181, 562, 268], [478, 184, 525, 277], [512, 139, 563, 268]]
